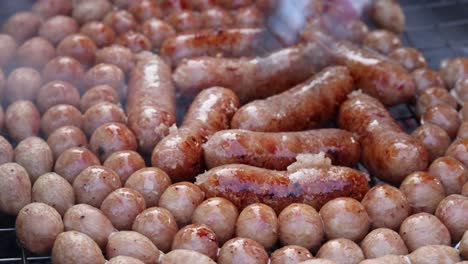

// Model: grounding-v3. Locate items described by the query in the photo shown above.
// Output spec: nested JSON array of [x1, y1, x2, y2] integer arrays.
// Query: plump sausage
[[460, 230, 468, 259], [171, 224, 218, 259], [128, 0, 163, 22], [127, 53, 176, 154], [5, 100, 40, 142], [103, 10, 137, 35], [231, 66, 354, 131], [95, 45, 135, 73], [152, 87, 239, 182], [412, 68, 446, 95], [440, 57, 468, 89], [0, 136, 14, 165], [37, 81, 80, 113], [361, 228, 408, 258], [0, 34, 17, 67], [201, 7, 233, 29], [369, 0, 405, 33], [16, 37, 55, 69], [411, 123, 451, 162], [453, 77, 468, 103], [103, 150, 145, 184], [72, 0, 111, 25], [14, 137, 53, 183], [42, 56, 85, 88], [57, 34, 97, 67], [435, 194, 468, 242], [84, 63, 126, 99], [0, 163, 31, 215], [408, 245, 460, 264], [80, 84, 120, 112], [339, 93, 429, 183], [40, 104, 83, 136], [141, 19, 176, 50], [54, 147, 100, 183], [196, 153, 370, 213], [161, 249, 216, 264], [39, 15, 79, 45], [100, 188, 146, 230], [270, 245, 313, 264], [217, 237, 269, 264], [422, 104, 460, 138], [6, 67, 42, 103], [446, 138, 468, 168], [52, 231, 105, 264], [362, 30, 401, 55], [315, 238, 365, 264], [389, 47, 427, 72], [3, 12, 42, 43], [204, 128, 360, 170], [32, 0, 72, 18], [125, 168, 172, 207], [416, 87, 457, 118], [236, 203, 278, 249], [428, 156, 468, 195], [83, 102, 126, 136], [116, 31, 152, 53], [80, 21, 116, 48], [89, 122, 137, 162], [234, 6, 264, 28], [106, 231, 160, 264], [173, 41, 330, 102], [108, 256, 145, 264], [359, 255, 410, 264], [32, 172, 74, 216], [166, 11, 202, 32]]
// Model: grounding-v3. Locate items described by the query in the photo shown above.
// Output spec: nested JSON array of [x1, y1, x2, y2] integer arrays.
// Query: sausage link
[[152, 87, 239, 182], [127, 53, 176, 154], [231, 66, 355, 132], [339, 93, 429, 183], [203, 129, 360, 170]]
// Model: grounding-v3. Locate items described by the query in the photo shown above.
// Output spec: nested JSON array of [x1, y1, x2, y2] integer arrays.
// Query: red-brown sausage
[[151, 87, 239, 182], [127, 53, 176, 154], [231, 66, 354, 132], [203, 128, 360, 170], [339, 93, 429, 183]]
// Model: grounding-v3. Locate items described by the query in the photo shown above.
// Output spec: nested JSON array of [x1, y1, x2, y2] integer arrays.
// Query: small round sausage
[[278, 203, 323, 251], [412, 68, 446, 95], [191, 197, 238, 245], [16, 37, 55, 69], [316, 238, 365, 264], [80, 84, 120, 112], [463, 181, 468, 196], [0, 34, 17, 67], [362, 30, 401, 55], [0, 136, 13, 165], [73, 165, 122, 207], [454, 77, 468, 103], [428, 156, 468, 195], [361, 228, 409, 258], [161, 249, 216, 264], [40, 104, 83, 136], [32, 0, 72, 18], [54, 147, 100, 183], [411, 123, 451, 162], [72, 0, 112, 25], [101, 187, 146, 230], [52, 231, 105, 264], [3, 12, 42, 43], [435, 194, 468, 242], [399, 171, 446, 214], [132, 207, 179, 253], [37, 81, 80, 113], [125, 168, 172, 207], [32, 172, 75, 216], [95, 45, 135, 73], [0, 71, 4, 103], [42, 56, 85, 88], [115, 31, 152, 53], [103, 150, 145, 184], [201, 7, 233, 29], [5, 100, 40, 142], [106, 231, 160, 264], [361, 184, 410, 230], [141, 18, 176, 49], [370, 0, 405, 34], [218, 237, 269, 264], [236, 203, 279, 249], [422, 104, 461, 138], [83, 102, 126, 136], [320, 197, 370, 242], [440, 57, 468, 89], [15, 202, 64, 254], [0, 163, 31, 215], [359, 255, 410, 264], [399, 212, 451, 251], [166, 11, 202, 32], [128, 0, 163, 22], [270, 245, 313, 264], [47, 125, 87, 159], [108, 256, 145, 264], [460, 230, 468, 259], [217, 0, 252, 9], [389, 47, 427, 72], [416, 87, 457, 117], [14, 137, 53, 183], [408, 245, 461, 264], [89, 122, 138, 161], [171, 224, 218, 259], [299, 260, 338, 264], [39, 15, 79, 45], [6, 67, 42, 103], [103, 10, 137, 35], [235, 6, 264, 28], [446, 138, 468, 168], [57, 34, 97, 67], [84, 63, 126, 99], [80, 21, 116, 48], [63, 204, 117, 249], [159, 182, 205, 227]]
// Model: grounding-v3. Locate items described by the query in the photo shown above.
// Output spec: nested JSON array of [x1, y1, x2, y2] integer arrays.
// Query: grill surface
[[0, 0, 467, 263]]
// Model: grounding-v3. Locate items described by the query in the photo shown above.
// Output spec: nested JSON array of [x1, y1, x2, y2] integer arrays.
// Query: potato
[[106, 231, 160, 264], [52, 231, 105, 264], [15, 137, 53, 182], [100, 188, 146, 230], [63, 204, 117, 249], [0, 163, 31, 215], [161, 249, 216, 264], [32, 172, 74, 216], [408, 245, 460, 264], [16, 202, 64, 254]]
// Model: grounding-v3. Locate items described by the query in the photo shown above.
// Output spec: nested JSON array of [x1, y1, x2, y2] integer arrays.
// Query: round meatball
[[236, 203, 278, 249], [101, 188, 146, 230], [80, 21, 116, 48], [320, 197, 370, 242], [37, 81, 80, 113], [16, 37, 55, 69], [411, 123, 451, 162], [128, 0, 163, 22], [0, 163, 31, 215], [446, 138, 468, 168], [84, 63, 125, 99], [89, 122, 137, 161], [15, 137, 53, 183], [171, 224, 218, 259], [54, 147, 100, 183], [47, 125, 87, 159], [159, 182, 205, 227], [32, 172, 74, 216], [140, 19, 176, 49], [106, 231, 160, 264], [83, 102, 126, 136], [6, 67, 42, 103], [52, 231, 105, 264], [361, 228, 408, 258], [95, 45, 135, 73], [0, 34, 17, 66], [0, 136, 14, 165], [412, 68, 446, 95], [115, 31, 151, 53], [39, 15, 79, 45], [270, 245, 313, 264], [5, 100, 40, 142], [32, 0, 72, 18], [40, 104, 83, 136], [434, 194, 468, 242], [125, 168, 172, 207], [72, 0, 112, 25], [191, 197, 238, 245], [42, 56, 85, 88], [3, 12, 42, 43], [362, 30, 401, 55], [422, 104, 461, 138], [103, 150, 144, 184], [428, 156, 468, 195], [416, 87, 457, 117], [389, 47, 427, 72], [57, 34, 97, 66], [316, 238, 365, 264], [15, 202, 64, 254], [399, 212, 451, 251], [361, 184, 410, 230], [218, 237, 269, 264], [278, 203, 323, 251], [201, 7, 233, 29], [80, 84, 120, 112], [103, 10, 137, 35]]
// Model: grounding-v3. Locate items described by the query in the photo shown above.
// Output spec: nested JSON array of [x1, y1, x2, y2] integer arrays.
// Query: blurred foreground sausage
[[196, 153, 369, 213], [127, 53, 176, 154], [231, 66, 354, 132], [339, 93, 429, 183], [152, 87, 239, 182], [203, 128, 360, 170], [369, 0, 405, 34]]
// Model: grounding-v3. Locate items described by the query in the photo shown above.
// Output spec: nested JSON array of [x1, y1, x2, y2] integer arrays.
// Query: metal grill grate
[[0, 0, 466, 263]]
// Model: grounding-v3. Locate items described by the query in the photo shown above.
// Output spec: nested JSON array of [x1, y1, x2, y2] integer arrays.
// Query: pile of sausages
[[0, 0, 467, 263]]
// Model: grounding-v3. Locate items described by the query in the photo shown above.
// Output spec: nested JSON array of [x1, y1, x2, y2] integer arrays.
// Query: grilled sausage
[[39, 15, 79, 45], [95, 45, 135, 74], [125, 168, 172, 207], [270, 245, 313, 264], [217, 237, 268, 264], [315, 238, 365, 264], [80, 21, 116, 48], [369, 0, 405, 34], [52, 231, 105, 264], [428, 156, 468, 195], [171, 224, 218, 259], [361, 228, 408, 259], [37, 81, 80, 113]]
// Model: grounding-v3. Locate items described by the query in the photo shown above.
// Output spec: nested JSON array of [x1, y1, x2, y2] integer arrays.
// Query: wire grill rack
[[0, 0, 467, 263]]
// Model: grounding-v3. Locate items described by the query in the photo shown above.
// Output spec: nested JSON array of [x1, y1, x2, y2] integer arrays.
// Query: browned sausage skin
[[151, 87, 239, 182], [196, 153, 370, 213], [339, 93, 429, 183], [127, 53, 176, 154], [203, 128, 360, 170]]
